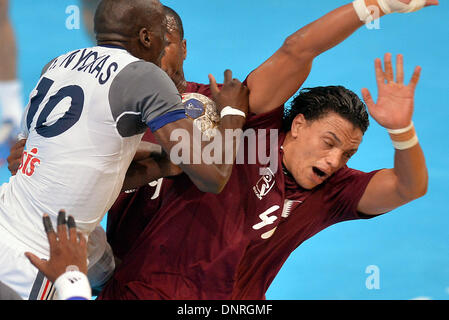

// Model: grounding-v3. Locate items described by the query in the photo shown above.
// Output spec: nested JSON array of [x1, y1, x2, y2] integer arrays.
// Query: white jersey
[[0, 45, 184, 298]]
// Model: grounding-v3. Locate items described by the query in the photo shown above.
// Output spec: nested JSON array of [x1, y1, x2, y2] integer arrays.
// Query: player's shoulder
[[120, 59, 161, 74], [113, 58, 171, 89], [325, 166, 377, 189], [327, 166, 359, 184]]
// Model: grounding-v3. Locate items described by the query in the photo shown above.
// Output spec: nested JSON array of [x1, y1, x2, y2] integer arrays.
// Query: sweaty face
[[161, 24, 186, 91], [282, 112, 363, 190]]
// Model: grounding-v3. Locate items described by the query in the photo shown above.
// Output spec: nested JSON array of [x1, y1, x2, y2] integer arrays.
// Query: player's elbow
[[193, 171, 230, 194], [198, 183, 225, 195], [413, 180, 428, 200], [196, 178, 227, 194], [281, 32, 317, 62], [398, 179, 428, 203]]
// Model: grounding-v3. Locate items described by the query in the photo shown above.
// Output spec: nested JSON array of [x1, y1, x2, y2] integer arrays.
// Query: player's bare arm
[[357, 53, 428, 215], [247, 0, 438, 115], [152, 69, 249, 194]]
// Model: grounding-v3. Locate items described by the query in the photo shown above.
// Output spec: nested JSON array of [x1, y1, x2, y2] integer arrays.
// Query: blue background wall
[[1, 0, 448, 300]]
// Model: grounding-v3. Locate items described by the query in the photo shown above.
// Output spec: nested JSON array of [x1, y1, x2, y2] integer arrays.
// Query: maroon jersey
[[100, 83, 379, 300]]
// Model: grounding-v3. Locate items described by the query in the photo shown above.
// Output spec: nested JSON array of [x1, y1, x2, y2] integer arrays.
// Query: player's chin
[[300, 172, 327, 190]]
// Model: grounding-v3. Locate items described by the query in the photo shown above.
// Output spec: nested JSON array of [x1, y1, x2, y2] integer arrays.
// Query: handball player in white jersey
[[0, 0, 249, 299]]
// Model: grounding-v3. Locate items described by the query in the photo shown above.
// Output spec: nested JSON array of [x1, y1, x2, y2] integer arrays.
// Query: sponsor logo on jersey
[[18, 147, 41, 177], [253, 168, 275, 200]]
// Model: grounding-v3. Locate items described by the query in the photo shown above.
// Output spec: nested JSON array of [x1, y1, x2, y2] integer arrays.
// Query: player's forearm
[[390, 129, 428, 201], [283, 1, 385, 60], [178, 115, 246, 194], [153, 115, 245, 194], [393, 145, 428, 201]]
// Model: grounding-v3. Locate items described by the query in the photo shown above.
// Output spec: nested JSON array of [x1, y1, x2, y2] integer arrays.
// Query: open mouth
[[312, 166, 328, 179]]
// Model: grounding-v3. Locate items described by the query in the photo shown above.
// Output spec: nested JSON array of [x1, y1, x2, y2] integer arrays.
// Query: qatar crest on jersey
[[253, 167, 275, 200]]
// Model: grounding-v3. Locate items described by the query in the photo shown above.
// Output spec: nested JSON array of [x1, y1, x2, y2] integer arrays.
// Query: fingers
[[43, 214, 57, 245], [223, 69, 233, 84], [24, 252, 47, 273], [208, 73, 219, 97], [374, 58, 385, 87], [384, 53, 394, 83], [376, 54, 413, 86], [67, 215, 78, 243], [361, 88, 376, 111], [424, 0, 439, 7], [44, 210, 74, 245], [396, 54, 404, 84], [409, 65, 422, 90], [7, 139, 26, 175], [77, 232, 87, 249], [57, 210, 67, 243], [12, 139, 26, 149]]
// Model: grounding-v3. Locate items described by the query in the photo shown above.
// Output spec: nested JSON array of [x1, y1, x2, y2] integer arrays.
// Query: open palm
[[361, 53, 421, 130]]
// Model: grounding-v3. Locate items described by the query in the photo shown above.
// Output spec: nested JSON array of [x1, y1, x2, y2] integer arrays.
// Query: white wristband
[[386, 122, 414, 134], [54, 270, 92, 300], [387, 122, 419, 150], [220, 106, 246, 119], [353, 0, 374, 23], [391, 134, 419, 150]]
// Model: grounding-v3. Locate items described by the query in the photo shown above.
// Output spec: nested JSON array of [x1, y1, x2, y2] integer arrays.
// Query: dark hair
[[163, 5, 184, 39], [283, 86, 369, 133]]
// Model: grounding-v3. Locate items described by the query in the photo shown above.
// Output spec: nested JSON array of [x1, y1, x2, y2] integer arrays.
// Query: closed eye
[[323, 139, 334, 148]]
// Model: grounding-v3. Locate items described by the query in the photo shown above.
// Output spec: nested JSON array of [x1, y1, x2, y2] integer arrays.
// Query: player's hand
[[208, 69, 249, 117], [399, 0, 439, 7], [7, 139, 26, 175], [158, 151, 183, 177], [397, 0, 439, 7], [361, 53, 420, 130], [25, 210, 88, 283], [371, 0, 439, 14], [134, 141, 183, 177]]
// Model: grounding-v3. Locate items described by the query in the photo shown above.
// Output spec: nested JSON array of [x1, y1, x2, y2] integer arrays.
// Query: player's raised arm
[[247, 0, 438, 115], [357, 53, 428, 215]]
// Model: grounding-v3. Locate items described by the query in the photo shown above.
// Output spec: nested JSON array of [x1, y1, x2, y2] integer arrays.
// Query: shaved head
[[93, 0, 167, 65], [94, 0, 164, 40]]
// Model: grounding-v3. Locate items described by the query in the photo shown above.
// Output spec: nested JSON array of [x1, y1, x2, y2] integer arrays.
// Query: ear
[[290, 113, 306, 139], [182, 39, 187, 61], [139, 28, 152, 48]]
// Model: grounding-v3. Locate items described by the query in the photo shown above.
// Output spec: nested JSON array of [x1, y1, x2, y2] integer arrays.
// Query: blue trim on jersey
[[98, 44, 126, 50], [66, 296, 89, 300], [148, 109, 187, 132]]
